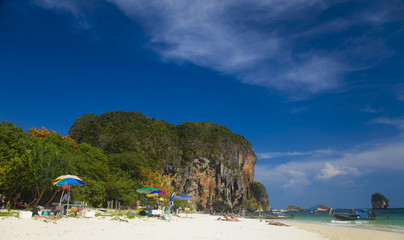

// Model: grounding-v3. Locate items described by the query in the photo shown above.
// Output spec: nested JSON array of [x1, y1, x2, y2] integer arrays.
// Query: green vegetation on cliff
[[69, 111, 251, 168], [239, 181, 270, 212]]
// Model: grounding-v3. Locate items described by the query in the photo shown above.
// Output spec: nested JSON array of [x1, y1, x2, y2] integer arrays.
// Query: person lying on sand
[[230, 213, 240, 222], [267, 220, 290, 226], [217, 213, 241, 222]]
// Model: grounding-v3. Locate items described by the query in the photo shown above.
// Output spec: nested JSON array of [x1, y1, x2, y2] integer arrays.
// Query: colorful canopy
[[176, 195, 193, 201], [146, 190, 166, 197], [52, 175, 86, 186], [137, 187, 159, 194]]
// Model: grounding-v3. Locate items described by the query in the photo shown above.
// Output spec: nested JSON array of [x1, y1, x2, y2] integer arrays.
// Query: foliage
[[69, 111, 251, 168], [249, 181, 270, 210], [6, 200, 11, 212], [239, 198, 262, 212], [139, 168, 173, 194], [30, 127, 56, 139], [173, 198, 189, 209]]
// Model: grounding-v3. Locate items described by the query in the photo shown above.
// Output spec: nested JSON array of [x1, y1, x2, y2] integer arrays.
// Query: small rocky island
[[285, 205, 304, 212], [371, 192, 389, 209]]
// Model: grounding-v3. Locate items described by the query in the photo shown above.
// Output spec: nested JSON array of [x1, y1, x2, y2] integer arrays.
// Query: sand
[[292, 221, 404, 240], [1, 212, 403, 240]]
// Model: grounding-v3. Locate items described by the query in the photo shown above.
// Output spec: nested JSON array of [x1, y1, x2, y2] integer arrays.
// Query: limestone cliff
[[69, 111, 259, 210], [172, 145, 256, 211]]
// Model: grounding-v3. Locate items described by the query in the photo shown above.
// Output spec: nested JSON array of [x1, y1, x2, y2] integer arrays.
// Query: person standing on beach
[[62, 193, 70, 215], [1, 195, 5, 209]]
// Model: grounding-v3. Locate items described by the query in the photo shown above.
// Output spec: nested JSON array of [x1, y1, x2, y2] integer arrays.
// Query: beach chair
[[70, 206, 82, 217]]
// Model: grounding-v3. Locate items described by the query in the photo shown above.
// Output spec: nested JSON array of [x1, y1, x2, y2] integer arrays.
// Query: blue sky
[[1, 0, 404, 209]]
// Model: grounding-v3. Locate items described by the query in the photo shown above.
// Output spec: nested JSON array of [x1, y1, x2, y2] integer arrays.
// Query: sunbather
[[230, 213, 240, 222], [267, 220, 290, 226]]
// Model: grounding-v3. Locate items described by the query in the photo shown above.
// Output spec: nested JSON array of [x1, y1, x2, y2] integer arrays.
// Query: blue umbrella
[[176, 195, 193, 200], [53, 178, 86, 186]]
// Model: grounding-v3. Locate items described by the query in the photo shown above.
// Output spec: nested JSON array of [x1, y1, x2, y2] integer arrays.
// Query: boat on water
[[265, 214, 295, 219], [331, 209, 376, 221], [272, 209, 286, 214], [314, 205, 329, 212]]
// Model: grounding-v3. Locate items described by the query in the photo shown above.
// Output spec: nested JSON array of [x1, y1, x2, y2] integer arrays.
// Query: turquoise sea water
[[266, 208, 404, 233]]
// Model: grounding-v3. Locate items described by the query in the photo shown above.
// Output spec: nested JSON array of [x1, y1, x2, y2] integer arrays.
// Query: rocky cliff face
[[172, 145, 256, 211]]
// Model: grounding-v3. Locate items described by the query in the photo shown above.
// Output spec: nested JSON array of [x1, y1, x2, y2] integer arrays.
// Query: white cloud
[[255, 139, 404, 190], [316, 162, 359, 179], [35, 0, 404, 97], [257, 148, 338, 160]]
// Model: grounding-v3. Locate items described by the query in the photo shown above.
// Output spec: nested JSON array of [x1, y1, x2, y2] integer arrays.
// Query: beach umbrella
[[146, 190, 167, 198], [136, 187, 159, 194], [52, 177, 86, 186], [52, 174, 86, 217], [176, 195, 193, 201], [176, 195, 193, 217], [147, 190, 166, 209]]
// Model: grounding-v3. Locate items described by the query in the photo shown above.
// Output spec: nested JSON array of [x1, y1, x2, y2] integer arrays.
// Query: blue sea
[[266, 208, 404, 233]]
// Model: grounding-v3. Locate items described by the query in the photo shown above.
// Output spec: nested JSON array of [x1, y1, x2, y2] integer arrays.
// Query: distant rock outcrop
[[371, 192, 389, 209], [285, 205, 304, 212], [249, 181, 271, 211]]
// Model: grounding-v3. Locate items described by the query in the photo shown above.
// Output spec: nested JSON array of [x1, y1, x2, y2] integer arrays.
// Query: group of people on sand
[[217, 212, 289, 226], [217, 213, 241, 222]]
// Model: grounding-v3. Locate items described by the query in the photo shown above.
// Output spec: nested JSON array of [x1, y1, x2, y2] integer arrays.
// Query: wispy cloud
[[35, 0, 404, 98], [255, 139, 404, 189], [34, 0, 90, 28], [354, 105, 384, 113], [257, 148, 339, 160], [371, 117, 404, 129], [288, 107, 309, 114]]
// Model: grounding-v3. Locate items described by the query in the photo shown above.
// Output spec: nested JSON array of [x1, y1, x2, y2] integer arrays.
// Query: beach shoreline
[[290, 221, 404, 240], [1, 212, 404, 240]]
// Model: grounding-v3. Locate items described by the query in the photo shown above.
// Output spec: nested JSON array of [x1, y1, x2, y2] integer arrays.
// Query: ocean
[[267, 208, 404, 233]]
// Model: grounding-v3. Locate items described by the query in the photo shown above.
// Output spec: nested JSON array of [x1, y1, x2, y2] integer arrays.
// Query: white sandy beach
[[1, 212, 403, 240]]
